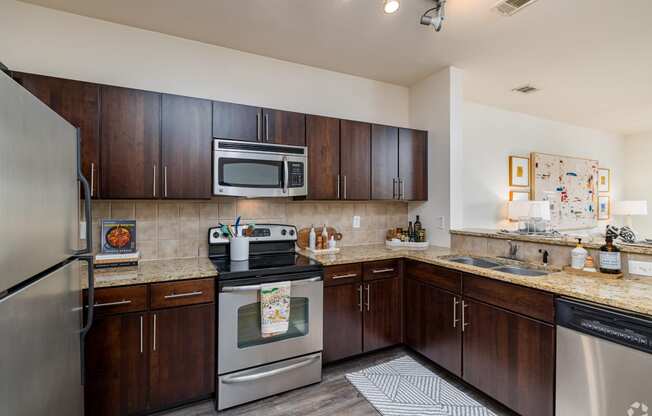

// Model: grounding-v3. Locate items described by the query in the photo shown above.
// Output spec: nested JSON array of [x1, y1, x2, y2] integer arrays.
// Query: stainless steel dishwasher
[[556, 298, 652, 416]]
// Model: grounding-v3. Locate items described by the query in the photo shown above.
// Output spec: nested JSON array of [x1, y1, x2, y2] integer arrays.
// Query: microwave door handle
[[282, 156, 289, 194]]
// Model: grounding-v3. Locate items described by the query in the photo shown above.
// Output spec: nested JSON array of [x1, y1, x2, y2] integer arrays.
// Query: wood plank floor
[[157, 347, 516, 416]]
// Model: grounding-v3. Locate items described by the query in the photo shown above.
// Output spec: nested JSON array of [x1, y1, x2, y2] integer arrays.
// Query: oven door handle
[[221, 353, 321, 384], [221, 276, 322, 293]]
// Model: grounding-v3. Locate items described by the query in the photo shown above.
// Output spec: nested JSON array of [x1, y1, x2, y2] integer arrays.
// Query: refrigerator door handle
[[77, 254, 95, 385], [74, 128, 92, 256]]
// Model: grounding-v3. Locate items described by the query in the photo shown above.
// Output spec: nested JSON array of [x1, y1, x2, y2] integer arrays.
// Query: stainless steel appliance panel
[[218, 352, 322, 410], [218, 276, 323, 374], [0, 72, 78, 293], [0, 261, 83, 416]]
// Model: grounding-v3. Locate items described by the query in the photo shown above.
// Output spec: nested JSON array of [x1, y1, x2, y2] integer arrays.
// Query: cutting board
[[297, 227, 342, 249]]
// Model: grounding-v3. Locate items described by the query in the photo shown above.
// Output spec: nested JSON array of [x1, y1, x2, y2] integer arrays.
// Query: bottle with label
[[414, 216, 422, 234], [309, 225, 316, 251], [571, 238, 588, 270], [407, 221, 414, 242], [321, 224, 328, 250], [599, 236, 622, 274]]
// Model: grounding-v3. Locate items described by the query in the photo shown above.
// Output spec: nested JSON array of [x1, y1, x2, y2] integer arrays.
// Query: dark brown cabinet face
[[14, 72, 100, 198], [340, 120, 371, 200], [462, 299, 555, 416], [306, 115, 340, 200], [84, 314, 148, 416], [212, 100, 260, 142], [149, 304, 215, 410], [100, 86, 161, 199], [399, 128, 428, 201], [371, 125, 399, 200], [323, 283, 363, 363], [161, 95, 212, 199], [263, 109, 306, 146], [363, 276, 401, 352]]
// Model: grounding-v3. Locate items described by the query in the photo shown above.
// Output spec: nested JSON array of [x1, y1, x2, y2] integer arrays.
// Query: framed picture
[[598, 168, 611, 193], [510, 191, 530, 201], [509, 156, 530, 187], [598, 196, 611, 220]]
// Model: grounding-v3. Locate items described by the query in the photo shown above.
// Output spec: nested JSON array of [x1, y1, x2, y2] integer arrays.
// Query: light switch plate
[[353, 216, 361, 229], [629, 260, 652, 277], [79, 221, 87, 240], [437, 216, 445, 230]]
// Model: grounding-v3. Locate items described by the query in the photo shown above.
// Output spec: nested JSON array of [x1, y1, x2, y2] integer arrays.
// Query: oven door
[[218, 275, 323, 375]]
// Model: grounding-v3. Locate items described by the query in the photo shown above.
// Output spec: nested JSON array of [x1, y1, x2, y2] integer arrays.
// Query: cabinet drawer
[[324, 263, 362, 287], [405, 260, 461, 294], [463, 274, 555, 323], [87, 285, 148, 317], [363, 259, 400, 281], [150, 278, 215, 309]]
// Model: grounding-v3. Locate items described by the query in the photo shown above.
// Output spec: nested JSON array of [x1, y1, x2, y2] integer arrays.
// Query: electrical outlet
[[353, 216, 361, 229], [437, 216, 445, 230], [79, 221, 86, 240], [629, 260, 652, 277]]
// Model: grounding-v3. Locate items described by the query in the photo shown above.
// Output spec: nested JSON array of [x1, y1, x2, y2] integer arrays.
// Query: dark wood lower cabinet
[[323, 283, 363, 363], [85, 313, 148, 416], [462, 299, 555, 416], [363, 277, 401, 352]]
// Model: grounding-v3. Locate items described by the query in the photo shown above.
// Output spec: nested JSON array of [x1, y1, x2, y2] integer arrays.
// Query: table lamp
[[614, 200, 648, 228]]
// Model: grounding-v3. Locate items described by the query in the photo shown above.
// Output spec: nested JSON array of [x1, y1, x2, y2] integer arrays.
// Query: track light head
[[420, 0, 446, 32]]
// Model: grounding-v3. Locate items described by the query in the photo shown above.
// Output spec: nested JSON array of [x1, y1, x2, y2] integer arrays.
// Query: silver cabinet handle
[[331, 273, 358, 280], [164, 166, 168, 197], [90, 162, 95, 197], [139, 315, 143, 354], [337, 174, 341, 199], [153, 313, 157, 351], [93, 299, 132, 308], [399, 178, 405, 200], [265, 114, 270, 142], [222, 354, 321, 384], [153, 164, 157, 197], [462, 300, 469, 331], [453, 297, 460, 328], [164, 291, 203, 299], [357, 285, 363, 312], [222, 276, 322, 292], [343, 175, 347, 200], [372, 268, 394, 274], [392, 178, 397, 199], [365, 284, 371, 312], [256, 112, 261, 141], [282, 156, 289, 194]]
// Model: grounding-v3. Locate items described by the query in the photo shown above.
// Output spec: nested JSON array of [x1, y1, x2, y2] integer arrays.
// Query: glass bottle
[[414, 215, 422, 233], [599, 236, 622, 274], [407, 221, 414, 242]]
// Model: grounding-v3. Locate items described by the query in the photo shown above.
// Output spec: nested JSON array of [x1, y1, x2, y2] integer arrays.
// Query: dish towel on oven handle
[[260, 281, 291, 338]]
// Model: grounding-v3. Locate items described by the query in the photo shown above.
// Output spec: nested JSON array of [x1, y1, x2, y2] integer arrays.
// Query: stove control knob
[[289, 229, 295, 236], [212, 231, 220, 239], [281, 229, 287, 236]]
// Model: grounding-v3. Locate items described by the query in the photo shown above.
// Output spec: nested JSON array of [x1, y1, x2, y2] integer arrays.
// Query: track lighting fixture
[[420, 0, 447, 32], [383, 0, 400, 14]]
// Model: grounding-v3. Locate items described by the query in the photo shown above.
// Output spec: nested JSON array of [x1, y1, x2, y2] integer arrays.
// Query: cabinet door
[[340, 120, 371, 200], [263, 109, 306, 146], [149, 304, 215, 410], [404, 278, 423, 352], [323, 283, 363, 363], [399, 128, 428, 201], [84, 314, 148, 416], [101, 86, 161, 199], [212, 100, 260, 142], [161, 95, 212, 199], [371, 125, 399, 200], [463, 300, 555, 416], [14, 73, 100, 198], [306, 115, 340, 200], [420, 285, 461, 376], [363, 277, 401, 352]]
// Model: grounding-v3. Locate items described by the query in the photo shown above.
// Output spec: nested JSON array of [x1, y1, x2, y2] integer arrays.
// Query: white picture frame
[[509, 156, 530, 187], [598, 168, 611, 193], [598, 195, 611, 220]]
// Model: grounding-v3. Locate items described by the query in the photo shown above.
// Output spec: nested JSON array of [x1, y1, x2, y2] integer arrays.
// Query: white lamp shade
[[508, 201, 531, 220], [528, 201, 551, 221], [614, 200, 648, 216]]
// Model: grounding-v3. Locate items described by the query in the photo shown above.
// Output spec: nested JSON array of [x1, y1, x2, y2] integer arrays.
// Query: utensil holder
[[230, 237, 250, 261]]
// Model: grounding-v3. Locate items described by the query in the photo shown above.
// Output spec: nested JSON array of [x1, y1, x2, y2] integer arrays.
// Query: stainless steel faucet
[[507, 240, 518, 260]]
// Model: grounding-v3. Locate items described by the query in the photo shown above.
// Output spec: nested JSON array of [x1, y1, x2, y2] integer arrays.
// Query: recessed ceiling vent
[[491, 0, 539, 16], [512, 85, 539, 94]]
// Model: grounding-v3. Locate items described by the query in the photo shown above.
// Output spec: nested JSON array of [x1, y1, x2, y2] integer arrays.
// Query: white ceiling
[[19, 0, 652, 135]]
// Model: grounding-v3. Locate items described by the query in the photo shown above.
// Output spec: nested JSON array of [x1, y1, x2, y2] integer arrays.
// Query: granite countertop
[[301, 244, 652, 316], [450, 228, 652, 256]]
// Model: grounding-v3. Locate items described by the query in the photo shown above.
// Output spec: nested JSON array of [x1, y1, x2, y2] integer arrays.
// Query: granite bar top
[[301, 244, 652, 316], [450, 228, 652, 256]]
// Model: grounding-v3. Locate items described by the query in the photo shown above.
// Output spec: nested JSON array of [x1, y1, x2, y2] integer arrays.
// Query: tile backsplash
[[85, 199, 408, 260]]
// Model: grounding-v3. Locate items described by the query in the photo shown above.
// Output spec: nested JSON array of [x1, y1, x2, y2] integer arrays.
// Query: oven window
[[237, 297, 309, 348], [219, 158, 283, 188]]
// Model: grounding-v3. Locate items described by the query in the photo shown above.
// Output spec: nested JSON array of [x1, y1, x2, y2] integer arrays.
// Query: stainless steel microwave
[[213, 139, 308, 197]]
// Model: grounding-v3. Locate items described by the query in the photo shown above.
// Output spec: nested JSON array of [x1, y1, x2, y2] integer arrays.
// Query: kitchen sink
[[493, 266, 550, 277], [447, 256, 503, 269]]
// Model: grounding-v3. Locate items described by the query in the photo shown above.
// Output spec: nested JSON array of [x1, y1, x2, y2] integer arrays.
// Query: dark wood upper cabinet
[[371, 125, 399, 200], [212, 100, 260, 142], [84, 314, 149, 416], [161, 95, 212, 199], [263, 109, 306, 146], [149, 304, 215, 411], [101, 86, 161, 199], [363, 276, 401, 352], [341, 120, 371, 200], [306, 115, 340, 200], [323, 282, 363, 363], [399, 128, 428, 201], [462, 299, 555, 416], [14, 72, 101, 198]]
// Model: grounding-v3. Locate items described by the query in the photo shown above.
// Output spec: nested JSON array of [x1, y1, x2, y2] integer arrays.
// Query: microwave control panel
[[288, 162, 304, 188]]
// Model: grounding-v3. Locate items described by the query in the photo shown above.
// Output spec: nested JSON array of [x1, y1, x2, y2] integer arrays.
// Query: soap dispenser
[[571, 238, 588, 270]]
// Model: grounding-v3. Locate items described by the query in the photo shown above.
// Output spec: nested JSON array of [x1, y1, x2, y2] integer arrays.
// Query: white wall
[[624, 131, 652, 237], [0, 0, 409, 127], [462, 101, 626, 230], [408, 67, 464, 247]]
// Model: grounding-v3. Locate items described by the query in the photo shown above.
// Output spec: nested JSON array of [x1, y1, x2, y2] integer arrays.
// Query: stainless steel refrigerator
[[0, 69, 94, 415]]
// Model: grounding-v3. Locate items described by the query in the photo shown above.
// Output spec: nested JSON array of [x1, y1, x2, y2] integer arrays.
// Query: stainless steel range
[[209, 224, 323, 410]]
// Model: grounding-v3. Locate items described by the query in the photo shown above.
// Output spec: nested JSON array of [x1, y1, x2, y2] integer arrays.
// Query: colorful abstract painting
[[531, 153, 599, 230]]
